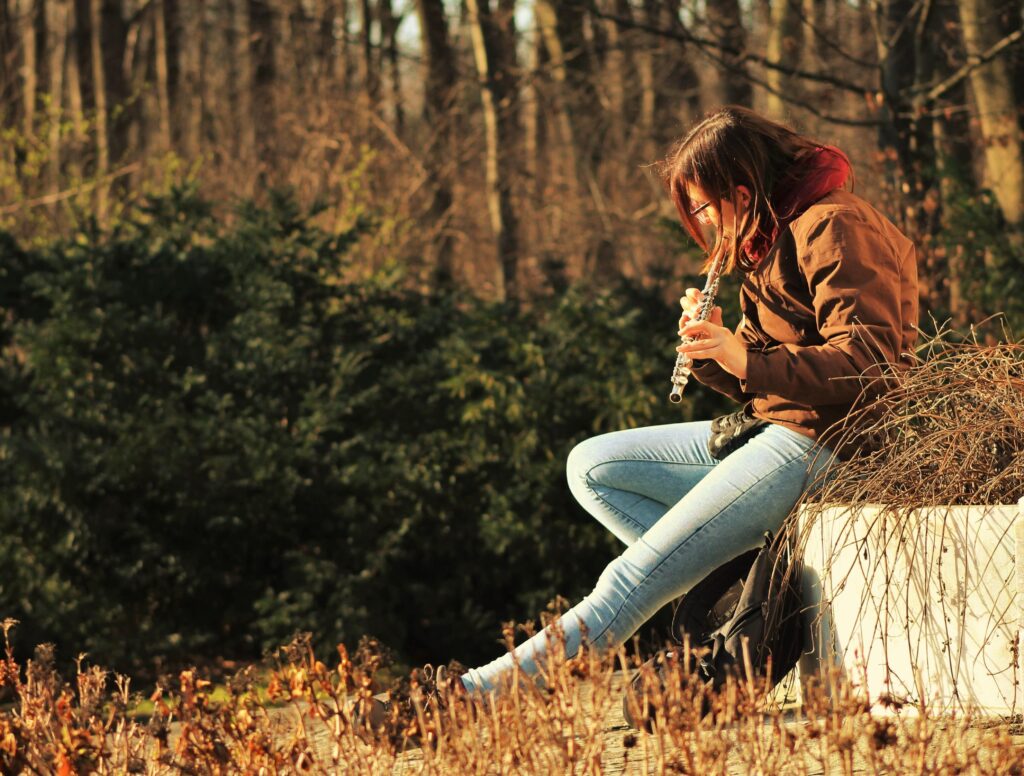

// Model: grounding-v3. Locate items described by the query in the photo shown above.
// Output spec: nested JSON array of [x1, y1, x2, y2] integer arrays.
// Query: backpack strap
[[707, 408, 769, 459]]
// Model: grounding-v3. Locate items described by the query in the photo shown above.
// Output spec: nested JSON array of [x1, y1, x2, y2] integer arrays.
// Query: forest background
[[0, 0, 1022, 681]]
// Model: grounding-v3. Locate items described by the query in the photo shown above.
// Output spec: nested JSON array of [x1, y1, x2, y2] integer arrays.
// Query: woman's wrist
[[721, 342, 749, 381]]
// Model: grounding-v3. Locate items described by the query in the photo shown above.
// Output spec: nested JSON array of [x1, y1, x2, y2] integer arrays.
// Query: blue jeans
[[459, 420, 836, 695]]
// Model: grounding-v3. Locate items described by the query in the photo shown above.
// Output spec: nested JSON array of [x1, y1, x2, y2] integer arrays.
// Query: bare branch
[[784, 0, 880, 70], [911, 27, 1023, 103], [0, 164, 141, 215], [591, 7, 875, 96]]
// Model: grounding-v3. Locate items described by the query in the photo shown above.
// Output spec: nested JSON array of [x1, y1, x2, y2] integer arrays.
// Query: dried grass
[[800, 325, 1024, 510], [2, 616, 1023, 775]]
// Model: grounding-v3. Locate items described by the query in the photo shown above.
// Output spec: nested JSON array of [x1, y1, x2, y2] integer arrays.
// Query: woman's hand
[[677, 289, 748, 380], [678, 288, 723, 330]]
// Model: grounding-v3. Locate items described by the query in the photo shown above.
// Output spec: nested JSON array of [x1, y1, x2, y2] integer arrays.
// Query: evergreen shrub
[[0, 189, 729, 674]]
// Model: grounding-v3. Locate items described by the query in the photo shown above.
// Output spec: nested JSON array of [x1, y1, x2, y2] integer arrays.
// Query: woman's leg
[[565, 421, 718, 546], [461, 423, 835, 695]]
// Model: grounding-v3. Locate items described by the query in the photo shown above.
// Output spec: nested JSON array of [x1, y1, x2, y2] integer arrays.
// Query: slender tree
[[600, 0, 630, 150], [379, 0, 401, 130], [358, 0, 377, 108], [333, 0, 349, 93], [535, 0, 580, 195], [958, 0, 1024, 226], [704, 0, 751, 106], [414, 0, 457, 283], [523, 19, 545, 199], [152, 0, 170, 150], [232, 0, 256, 163], [64, 0, 83, 142], [0, 1, 12, 123], [179, 0, 203, 159], [88, 0, 108, 219], [15, 0, 36, 135], [765, 0, 802, 118], [44, 0, 68, 203], [465, 0, 520, 303], [250, 0, 277, 150]]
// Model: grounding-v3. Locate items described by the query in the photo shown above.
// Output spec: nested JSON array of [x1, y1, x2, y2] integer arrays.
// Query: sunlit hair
[[661, 106, 852, 275]]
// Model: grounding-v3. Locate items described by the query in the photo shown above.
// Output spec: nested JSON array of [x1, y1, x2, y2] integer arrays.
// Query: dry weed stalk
[[2, 613, 1024, 774], [803, 328, 1024, 509]]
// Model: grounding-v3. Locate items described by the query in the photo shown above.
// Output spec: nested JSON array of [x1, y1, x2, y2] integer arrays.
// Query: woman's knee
[[566, 433, 611, 489]]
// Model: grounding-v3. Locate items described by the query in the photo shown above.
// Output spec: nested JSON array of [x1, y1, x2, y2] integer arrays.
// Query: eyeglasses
[[689, 201, 713, 225]]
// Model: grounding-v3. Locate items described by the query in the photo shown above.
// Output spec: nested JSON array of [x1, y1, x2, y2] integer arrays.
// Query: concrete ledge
[[797, 498, 1023, 717]]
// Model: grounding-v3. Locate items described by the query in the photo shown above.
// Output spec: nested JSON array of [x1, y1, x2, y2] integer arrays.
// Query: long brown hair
[[662, 106, 848, 274]]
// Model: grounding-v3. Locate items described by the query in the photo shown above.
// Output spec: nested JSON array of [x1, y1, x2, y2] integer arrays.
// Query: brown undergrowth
[[2, 615, 1023, 775], [799, 326, 1024, 510]]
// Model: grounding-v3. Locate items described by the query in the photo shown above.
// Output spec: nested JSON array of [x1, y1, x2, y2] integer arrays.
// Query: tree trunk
[[379, 0, 401, 130], [537, 0, 616, 279], [414, 0, 457, 284], [200, 0, 225, 152], [465, 0, 520, 303], [359, 0, 377, 108], [15, 0, 36, 135], [65, 0, 84, 141], [88, 0, 108, 219], [122, 0, 150, 168], [0, 1, 12, 126], [272, 0, 297, 102], [635, 0, 654, 140], [178, 0, 202, 158], [876, 0, 916, 229], [250, 0, 276, 147], [152, 0, 170, 149], [523, 21, 544, 198], [600, 0, 629, 150], [232, 0, 255, 163], [906, 0, 938, 234], [45, 0, 68, 205], [764, 0, 802, 118], [704, 0, 751, 106], [534, 0, 580, 192], [958, 0, 1024, 226], [333, 0, 348, 92], [658, 0, 700, 138], [100, 0, 128, 164]]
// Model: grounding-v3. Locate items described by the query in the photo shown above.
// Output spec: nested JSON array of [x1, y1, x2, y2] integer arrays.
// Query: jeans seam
[[587, 457, 715, 469], [582, 458, 717, 536], [584, 449, 811, 647], [582, 473, 650, 536]]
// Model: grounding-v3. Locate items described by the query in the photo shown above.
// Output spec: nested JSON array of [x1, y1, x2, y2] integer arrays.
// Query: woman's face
[[684, 181, 751, 239]]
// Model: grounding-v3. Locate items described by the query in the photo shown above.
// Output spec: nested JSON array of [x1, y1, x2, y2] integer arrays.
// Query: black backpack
[[623, 531, 804, 730]]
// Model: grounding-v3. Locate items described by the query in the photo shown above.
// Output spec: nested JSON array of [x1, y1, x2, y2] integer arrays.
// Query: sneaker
[[349, 661, 467, 746]]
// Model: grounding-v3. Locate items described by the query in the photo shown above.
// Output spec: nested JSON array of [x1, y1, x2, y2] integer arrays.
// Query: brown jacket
[[690, 190, 918, 458]]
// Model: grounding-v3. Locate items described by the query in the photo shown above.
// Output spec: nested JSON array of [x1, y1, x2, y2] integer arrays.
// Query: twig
[[0, 163, 142, 215]]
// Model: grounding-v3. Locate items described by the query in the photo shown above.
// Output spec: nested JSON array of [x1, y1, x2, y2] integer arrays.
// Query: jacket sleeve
[[738, 209, 911, 405], [689, 316, 758, 405]]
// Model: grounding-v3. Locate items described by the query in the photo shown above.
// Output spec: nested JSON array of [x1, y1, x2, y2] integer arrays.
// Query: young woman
[[358, 106, 918, 724], [454, 106, 919, 698]]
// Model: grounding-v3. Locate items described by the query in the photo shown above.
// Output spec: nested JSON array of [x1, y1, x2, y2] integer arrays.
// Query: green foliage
[[935, 175, 1024, 334], [0, 189, 731, 675]]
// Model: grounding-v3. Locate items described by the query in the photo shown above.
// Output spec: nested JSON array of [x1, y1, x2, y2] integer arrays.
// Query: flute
[[669, 250, 727, 403]]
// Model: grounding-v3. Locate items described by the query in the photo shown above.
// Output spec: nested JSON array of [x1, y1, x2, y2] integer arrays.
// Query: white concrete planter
[[797, 498, 1022, 717]]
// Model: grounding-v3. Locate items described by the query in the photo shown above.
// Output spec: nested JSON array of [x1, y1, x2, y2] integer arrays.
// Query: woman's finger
[[680, 319, 717, 337], [680, 288, 702, 306], [677, 338, 718, 354]]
